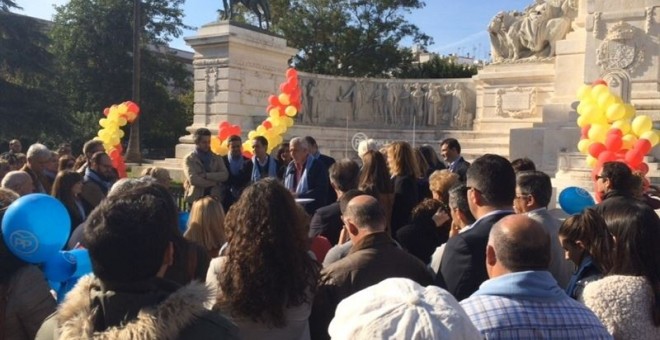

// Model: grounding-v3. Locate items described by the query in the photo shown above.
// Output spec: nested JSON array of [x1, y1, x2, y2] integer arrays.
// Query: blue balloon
[[69, 248, 92, 278], [42, 250, 77, 282], [1, 194, 71, 263], [178, 211, 189, 234], [558, 186, 596, 215]]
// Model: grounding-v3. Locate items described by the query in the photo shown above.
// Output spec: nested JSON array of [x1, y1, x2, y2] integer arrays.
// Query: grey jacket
[[527, 208, 573, 288]]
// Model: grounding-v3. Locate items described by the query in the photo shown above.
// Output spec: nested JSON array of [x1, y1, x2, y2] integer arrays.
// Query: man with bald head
[[460, 215, 611, 339], [310, 195, 433, 340]]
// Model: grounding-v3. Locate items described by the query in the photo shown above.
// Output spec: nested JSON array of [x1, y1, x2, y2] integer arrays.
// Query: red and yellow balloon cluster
[[211, 68, 302, 157], [575, 80, 658, 176], [96, 101, 140, 178]]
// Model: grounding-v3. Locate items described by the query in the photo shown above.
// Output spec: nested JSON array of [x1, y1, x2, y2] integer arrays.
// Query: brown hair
[[387, 141, 420, 178], [358, 150, 393, 198], [216, 178, 319, 327], [559, 209, 613, 273], [428, 170, 459, 204]]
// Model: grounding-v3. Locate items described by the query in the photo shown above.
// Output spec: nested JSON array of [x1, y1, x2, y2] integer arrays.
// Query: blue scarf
[[565, 255, 601, 299], [251, 155, 277, 182], [473, 271, 566, 302], [195, 148, 212, 171], [84, 168, 113, 194], [285, 156, 313, 195], [228, 154, 244, 176]]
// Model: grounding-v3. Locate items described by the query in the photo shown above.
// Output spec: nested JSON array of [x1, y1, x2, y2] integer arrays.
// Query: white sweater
[[583, 275, 660, 340]]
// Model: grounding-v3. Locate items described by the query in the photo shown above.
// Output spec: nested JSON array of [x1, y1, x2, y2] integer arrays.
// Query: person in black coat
[[434, 154, 515, 300], [386, 141, 420, 238], [305, 136, 337, 204], [284, 137, 329, 215], [222, 135, 253, 212], [396, 198, 450, 264]]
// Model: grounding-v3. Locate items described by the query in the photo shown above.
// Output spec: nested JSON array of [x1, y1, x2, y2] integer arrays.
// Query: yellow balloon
[[605, 103, 625, 122], [639, 130, 659, 147], [269, 108, 281, 119], [631, 115, 653, 137], [210, 136, 223, 155], [285, 105, 298, 117], [577, 139, 592, 154], [581, 105, 606, 125], [588, 124, 609, 143], [597, 92, 615, 110], [242, 140, 254, 154], [590, 84, 609, 101], [284, 116, 294, 127], [278, 93, 291, 106], [117, 117, 128, 126], [586, 155, 598, 168], [99, 118, 109, 128], [256, 125, 266, 135], [623, 104, 636, 120], [577, 115, 588, 128], [576, 84, 592, 101], [611, 119, 631, 135], [622, 134, 637, 150]]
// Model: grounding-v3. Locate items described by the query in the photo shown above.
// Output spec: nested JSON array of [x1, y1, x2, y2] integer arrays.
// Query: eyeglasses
[[514, 194, 531, 201], [594, 175, 606, 181], [466, 186, 481, 194]]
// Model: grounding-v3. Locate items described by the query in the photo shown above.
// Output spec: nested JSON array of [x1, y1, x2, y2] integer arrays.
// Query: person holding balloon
[[0, 189, 56, 340]]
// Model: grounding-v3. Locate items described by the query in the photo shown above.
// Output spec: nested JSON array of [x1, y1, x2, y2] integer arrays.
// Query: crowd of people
[[0, 131, 659, 339]]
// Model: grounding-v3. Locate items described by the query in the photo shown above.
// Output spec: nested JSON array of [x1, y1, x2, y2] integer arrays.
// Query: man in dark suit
[[222, 135, 252, 211], [440, 138, 470, 182], [284, 137, 329, 215], [305, 136, 337, 204], [434, 154, 515, 300], [309, 159, 360, 245]]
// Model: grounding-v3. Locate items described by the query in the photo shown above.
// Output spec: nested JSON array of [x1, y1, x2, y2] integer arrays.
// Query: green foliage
[[49, 0, 192, 157], [393, 55, 479, 79], [0, 7, 71, 143], [273, 0, 431, 77]]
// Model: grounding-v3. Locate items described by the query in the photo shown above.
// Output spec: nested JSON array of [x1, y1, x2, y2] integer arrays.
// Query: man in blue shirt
[[460, 214, 612, 339]]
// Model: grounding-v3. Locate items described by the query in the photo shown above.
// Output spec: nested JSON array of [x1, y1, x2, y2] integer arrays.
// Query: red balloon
[[604, 134, 623, 152], [263, 121, 272, 129], [625, 149, 644, 168], [218, 127, 230, 141], [286, 68, 298, 78], [219, 121, 230, 129], [636, 162, 649, 175], [591, 79, 608, 86], [283, 82, 295, 94], [242, 150, 253, 159], [581, 125, 591, 139], [265, 105, 275, 113], [588, 142, 607, 158], [125, 101, 140, 114], [103, 108, 109, 117], [279, 83, 287, 93], [598, 150, 616, 163], [634, 139, 652, 155], [607, 128, 623, 138], [268, 95, 280, 106], [287, 75, 299, 88]]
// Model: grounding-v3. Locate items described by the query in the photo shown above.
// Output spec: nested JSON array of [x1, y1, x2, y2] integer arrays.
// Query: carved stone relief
[[297, 74, 476, 129], [496, 87, 539, 119], [596, 21, 644, 72]]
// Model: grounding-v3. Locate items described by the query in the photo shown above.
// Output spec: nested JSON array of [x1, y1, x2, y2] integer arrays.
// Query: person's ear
[[526, 195, 537, 209], [486, 244, 497, 267], [345, 219, 359, 237], [471, 188, 483, 207]]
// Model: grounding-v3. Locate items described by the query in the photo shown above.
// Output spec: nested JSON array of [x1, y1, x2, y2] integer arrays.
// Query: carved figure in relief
[[386, 83, 399, 125], [425, 84, 442, 127], [372, 83, 387, 124], [411, 83, 426, 126], [398, 84, 413, 126], [303, 79, 320, 124], [450, 83, 468, 129]]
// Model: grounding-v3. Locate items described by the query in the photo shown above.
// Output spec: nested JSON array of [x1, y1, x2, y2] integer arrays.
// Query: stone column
[[175, 21, 298, 158]]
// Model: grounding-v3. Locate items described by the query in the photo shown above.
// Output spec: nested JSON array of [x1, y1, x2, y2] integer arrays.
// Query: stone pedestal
[[175, 21, 297, 158], [472, 62, 555, 132]]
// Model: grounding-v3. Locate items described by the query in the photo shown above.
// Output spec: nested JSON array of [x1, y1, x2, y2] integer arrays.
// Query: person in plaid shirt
[[460, 214, 612, 339]]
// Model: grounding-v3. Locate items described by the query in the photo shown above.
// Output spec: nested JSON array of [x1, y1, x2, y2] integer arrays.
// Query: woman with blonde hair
[[184, 196, 226, 258], [206, 178, 319, 339], [387, 141, 420, 238], [429, 170, 460, 204]]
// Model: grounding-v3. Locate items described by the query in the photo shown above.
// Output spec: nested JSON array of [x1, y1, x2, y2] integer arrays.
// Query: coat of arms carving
[[596, 21, 644, 72]]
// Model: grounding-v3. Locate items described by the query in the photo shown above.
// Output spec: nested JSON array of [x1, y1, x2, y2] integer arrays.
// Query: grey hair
[[26, 143, 51, 161], [108, 176, 157, 197], [1, 171, 31, 192], [357, 139, 378, 158], [289, 137, 309, 151]]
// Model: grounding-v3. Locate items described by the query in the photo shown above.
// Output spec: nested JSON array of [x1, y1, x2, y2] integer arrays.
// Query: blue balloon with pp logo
[[558, 187, 596, 215], [69, 248, 92, 277], [1, 194, 71, 263], [178, 211, 189, 234], [42, 250, 77, 282]]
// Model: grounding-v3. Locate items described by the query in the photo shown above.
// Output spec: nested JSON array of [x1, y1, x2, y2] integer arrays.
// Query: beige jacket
[[3, 265, 56, 340], [182, 151, 228, 204]]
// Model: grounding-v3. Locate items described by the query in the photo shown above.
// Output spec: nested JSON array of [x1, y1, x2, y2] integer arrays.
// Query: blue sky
[[16, 0, 531, 59]]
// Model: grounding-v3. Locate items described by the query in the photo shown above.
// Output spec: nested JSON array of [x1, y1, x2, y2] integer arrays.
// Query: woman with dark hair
[[57, 155, 76, 172], [583, 200, 660, 339], [418, 145, 446, 177], [386, 141, 420, 238], [206, 178, 320, 339], [396, 198, 451, 264], [276, 143, 291, 179], [51, 170, 86, 234], [0, 188, 56, 339], [558, 209, 613, 301], [358, 150, 394, 233]]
